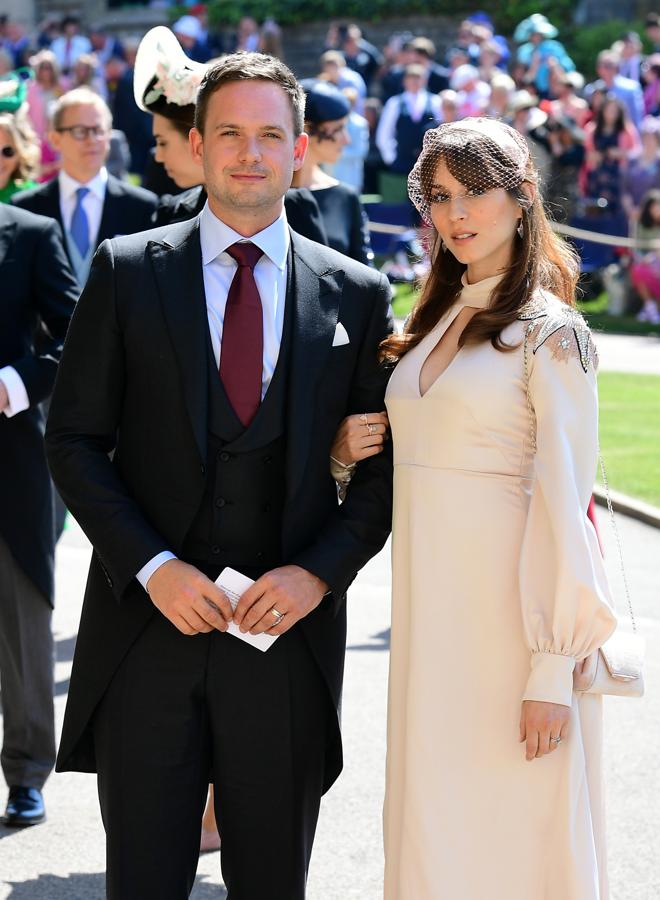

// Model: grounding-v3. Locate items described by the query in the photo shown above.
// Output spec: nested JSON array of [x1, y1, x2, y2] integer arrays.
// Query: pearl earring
[[441, 240, 448, 253], [517, 219, 524, 239]]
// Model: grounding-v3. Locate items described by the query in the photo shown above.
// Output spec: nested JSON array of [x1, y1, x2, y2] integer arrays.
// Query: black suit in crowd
[[11, 173, 158, 266], [46, 215, 393, 898], [0, 205, 77, 796], [154, 183, 330, 247]]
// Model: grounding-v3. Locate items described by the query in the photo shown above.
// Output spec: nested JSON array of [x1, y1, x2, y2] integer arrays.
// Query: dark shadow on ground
[[0, 822, 21, 841], [347, 628, 390, 651], [3, 873, 227, 898]]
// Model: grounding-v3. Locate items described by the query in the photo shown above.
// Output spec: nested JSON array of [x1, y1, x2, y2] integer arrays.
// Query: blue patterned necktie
[[70, 186, 90, 258]]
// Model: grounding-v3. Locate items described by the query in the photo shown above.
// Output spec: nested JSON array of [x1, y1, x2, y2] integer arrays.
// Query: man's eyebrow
[[214, 123, 286, 132]]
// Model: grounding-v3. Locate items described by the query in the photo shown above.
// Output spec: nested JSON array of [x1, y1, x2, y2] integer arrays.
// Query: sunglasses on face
[[0, 145, 16, 159], [56, 125, 107, 141]]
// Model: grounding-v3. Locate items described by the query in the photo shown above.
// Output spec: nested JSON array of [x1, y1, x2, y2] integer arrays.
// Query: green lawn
[[597, 373, 660, 507]]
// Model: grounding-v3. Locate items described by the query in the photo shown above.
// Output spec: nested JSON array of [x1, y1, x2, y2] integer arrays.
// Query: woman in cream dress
[[331, 119, 617, 899]]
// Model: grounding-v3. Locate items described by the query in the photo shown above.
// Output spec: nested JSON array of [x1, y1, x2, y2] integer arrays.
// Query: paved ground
[[593, 332, 660, 375], [1, 505, 658, 899]]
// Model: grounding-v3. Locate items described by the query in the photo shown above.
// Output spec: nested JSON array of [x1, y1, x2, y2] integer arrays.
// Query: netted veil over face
[[407, 118, 535, 225]]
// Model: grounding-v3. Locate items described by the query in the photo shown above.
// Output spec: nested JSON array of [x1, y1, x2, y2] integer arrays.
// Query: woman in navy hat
[[293, 79, 373, 265]]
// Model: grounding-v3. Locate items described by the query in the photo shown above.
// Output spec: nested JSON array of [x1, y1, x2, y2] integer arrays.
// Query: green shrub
[[566, 19, 652, 79]]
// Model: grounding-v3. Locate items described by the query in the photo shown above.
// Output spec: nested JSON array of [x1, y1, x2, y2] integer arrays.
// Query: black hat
[[301, 79, 350, 124]]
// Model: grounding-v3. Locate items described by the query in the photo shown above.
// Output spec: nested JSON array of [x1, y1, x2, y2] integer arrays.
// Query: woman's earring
[[517, 219, 524, 239], [441, 239, 448, 253]]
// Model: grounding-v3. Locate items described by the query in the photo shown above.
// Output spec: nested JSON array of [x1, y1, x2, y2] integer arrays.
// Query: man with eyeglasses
[[12, 87, 157, 290]]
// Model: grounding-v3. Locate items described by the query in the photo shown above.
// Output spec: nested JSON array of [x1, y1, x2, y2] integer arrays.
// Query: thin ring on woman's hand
[[360, 413, 369, 425]]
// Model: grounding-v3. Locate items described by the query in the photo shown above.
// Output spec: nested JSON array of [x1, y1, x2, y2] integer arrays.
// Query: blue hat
[[514, 14, 559, 43], [301, 80, 350, 124]]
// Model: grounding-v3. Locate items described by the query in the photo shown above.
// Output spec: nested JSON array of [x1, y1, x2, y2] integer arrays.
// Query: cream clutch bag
[[573, 631, 645, 697]]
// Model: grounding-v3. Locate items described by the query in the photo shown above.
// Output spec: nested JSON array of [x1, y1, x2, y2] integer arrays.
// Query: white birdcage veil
[[408, 118, 536, 225]]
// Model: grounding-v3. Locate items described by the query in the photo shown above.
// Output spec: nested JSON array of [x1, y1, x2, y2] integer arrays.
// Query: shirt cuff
[[0, 366, 29, 417], [522, 651, 576, 707], [136, 551, 177, 592]]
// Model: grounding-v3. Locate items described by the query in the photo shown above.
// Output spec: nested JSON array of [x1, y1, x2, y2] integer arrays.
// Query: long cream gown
[[383, 274, 617, 900]]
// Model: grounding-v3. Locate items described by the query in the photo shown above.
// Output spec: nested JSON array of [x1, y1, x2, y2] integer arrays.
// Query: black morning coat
[[45, 215, 394, 791], [0, 204, 78, 603]]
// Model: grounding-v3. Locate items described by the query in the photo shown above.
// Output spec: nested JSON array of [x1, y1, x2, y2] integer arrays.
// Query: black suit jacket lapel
[[149, 217, 208, 464], [96, 176, 123, 247], [285, 231, 343, 500], [36, 180, 70, 264], [0, 216, 15, 270]]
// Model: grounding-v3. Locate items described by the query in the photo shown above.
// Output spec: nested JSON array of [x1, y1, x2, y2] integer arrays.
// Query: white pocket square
[[332, 322, 350, 347]]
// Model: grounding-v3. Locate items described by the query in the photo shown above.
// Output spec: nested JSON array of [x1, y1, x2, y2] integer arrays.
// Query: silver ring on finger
[[270, 607, 285, 626], [360, 413, 369, 425], [550, 736, 562, 745], [367, 423, 376, 436]]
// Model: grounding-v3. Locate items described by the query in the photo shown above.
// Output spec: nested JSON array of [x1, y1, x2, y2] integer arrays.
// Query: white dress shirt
[[0, 366, 29, 418], [376, 90, 441, 166], [59, 167, 108, 248], [136, 202, 290, 591]]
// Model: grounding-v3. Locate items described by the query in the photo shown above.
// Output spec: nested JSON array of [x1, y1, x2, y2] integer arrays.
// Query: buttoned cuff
[[522, 651, 576, 708], [136, 551, 177, 593], [0, 366, 29, 417]]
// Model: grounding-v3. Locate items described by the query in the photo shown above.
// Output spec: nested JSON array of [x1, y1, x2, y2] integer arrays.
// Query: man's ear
[[189, 127, 203, 166], [292, 132, 309, 172]]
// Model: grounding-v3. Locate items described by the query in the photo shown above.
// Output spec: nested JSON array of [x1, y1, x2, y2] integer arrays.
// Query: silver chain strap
[[523, 325, 636, 633]]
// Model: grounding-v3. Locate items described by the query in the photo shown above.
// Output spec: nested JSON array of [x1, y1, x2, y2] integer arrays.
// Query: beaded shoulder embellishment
[[518, 297, 598, 373]]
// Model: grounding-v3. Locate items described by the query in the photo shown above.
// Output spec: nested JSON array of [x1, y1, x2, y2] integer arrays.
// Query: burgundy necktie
[[219, 241, 264, 427]]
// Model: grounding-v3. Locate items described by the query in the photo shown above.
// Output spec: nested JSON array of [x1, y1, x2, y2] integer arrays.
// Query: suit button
[[256, 551, 264, 560], [218, 451, 230, 463], [263, 456, 272, 465], [211, 545, 221, 555], [215, 497, 226, 508]]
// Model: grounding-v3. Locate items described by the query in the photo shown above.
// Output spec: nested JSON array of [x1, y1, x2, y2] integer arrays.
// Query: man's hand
[[519, 700, 571, 761], [232, 565, 329, 636], [146, 559, 234, 636], [0, 381, 9, 414]]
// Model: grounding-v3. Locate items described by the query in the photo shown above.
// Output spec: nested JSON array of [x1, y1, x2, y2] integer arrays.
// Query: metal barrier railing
[[366, 217, 660, 250]]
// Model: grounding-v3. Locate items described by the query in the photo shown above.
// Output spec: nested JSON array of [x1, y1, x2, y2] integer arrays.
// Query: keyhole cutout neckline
[[417, 271, 504, 398]]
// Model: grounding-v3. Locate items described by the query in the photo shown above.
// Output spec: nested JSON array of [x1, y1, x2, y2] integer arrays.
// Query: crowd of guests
[[2, 9, 660, 319]]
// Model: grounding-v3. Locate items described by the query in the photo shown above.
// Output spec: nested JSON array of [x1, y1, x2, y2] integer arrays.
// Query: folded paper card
[[215, 567, 278, 652]]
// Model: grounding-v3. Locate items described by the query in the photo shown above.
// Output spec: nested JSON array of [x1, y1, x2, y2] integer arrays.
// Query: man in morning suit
[[12, 87, 157, 290], [0, 204, 78, 827], [46, 53, 393, 898]]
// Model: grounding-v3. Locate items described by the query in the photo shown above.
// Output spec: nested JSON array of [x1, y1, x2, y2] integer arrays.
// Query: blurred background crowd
[[2, 6, 660, 320]]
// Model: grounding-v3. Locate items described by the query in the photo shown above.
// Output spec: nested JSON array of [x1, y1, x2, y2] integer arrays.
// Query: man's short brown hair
[[50, 87, 112, 131], [194, 52, 306, 136]]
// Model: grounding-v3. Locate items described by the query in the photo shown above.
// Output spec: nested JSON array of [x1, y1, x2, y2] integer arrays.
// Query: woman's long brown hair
[[379, 142, 580, 364]]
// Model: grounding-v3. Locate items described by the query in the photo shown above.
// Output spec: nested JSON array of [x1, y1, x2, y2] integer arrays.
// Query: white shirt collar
[[59, 166, 108, 202], [199, 201, 290, 271]]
